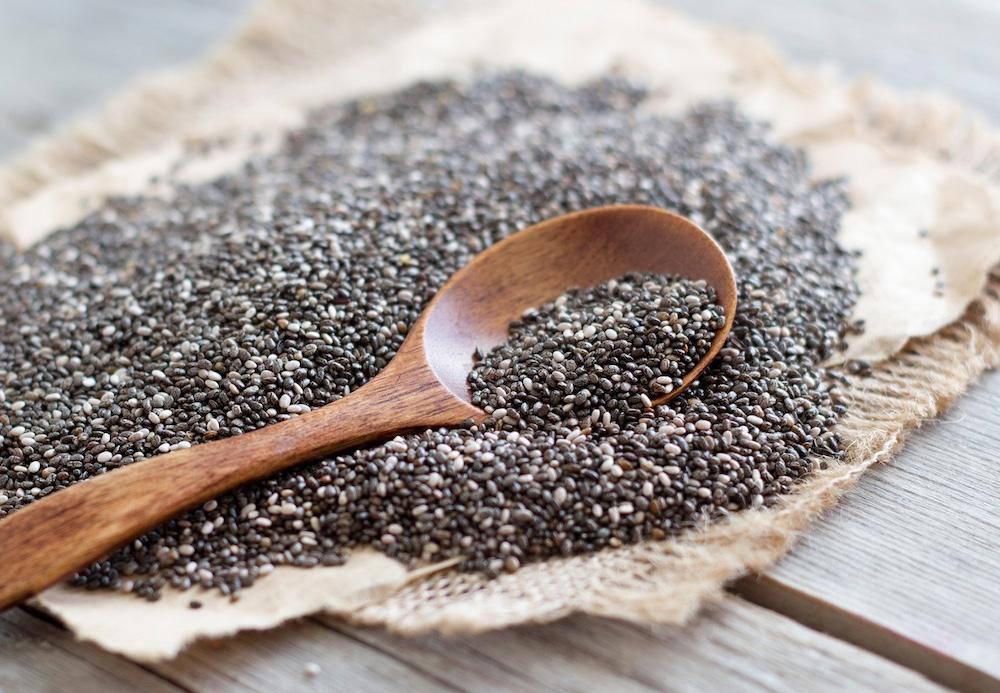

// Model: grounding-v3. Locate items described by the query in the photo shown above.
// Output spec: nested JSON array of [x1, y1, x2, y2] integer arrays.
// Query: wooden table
[[1, 1, 997, 691]]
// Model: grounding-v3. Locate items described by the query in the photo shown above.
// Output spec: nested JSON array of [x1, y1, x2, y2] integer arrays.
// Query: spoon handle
[[0, 362, 476, 610]]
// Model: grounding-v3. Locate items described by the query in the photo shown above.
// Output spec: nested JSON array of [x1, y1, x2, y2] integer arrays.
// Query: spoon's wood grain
[[0, 205, 735, 610]]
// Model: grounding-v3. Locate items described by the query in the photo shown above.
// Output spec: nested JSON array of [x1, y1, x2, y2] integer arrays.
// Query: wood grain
[[1, 1, 996, 158], [667, 0, 1000, 121], [737, 369, 1000, 692], [0, 593, 953, 692], [0, 609, 181, 693], [0, 205, 733, 611], [0, 0, 255, 157], [143, 616, 455, 693], [69, 595, 940, 692]]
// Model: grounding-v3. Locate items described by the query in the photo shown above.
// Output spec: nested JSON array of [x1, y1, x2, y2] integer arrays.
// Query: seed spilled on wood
[[0, 72, 859, 598]]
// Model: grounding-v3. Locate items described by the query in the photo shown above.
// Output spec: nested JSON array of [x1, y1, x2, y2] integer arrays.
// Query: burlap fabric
[[2, 0, 998, 660]]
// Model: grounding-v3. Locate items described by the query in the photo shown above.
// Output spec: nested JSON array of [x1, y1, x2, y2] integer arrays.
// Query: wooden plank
[[321, 596, 945, 692], [8, 596, 944, 693], [736, 370, 1000, 692], [667, 0, 1000, 119], [0, 0, 255, 157], [7, 0, 993, 160], [325, 618, 653, 692], [5, 597, 946, 693], [0, 609, 181, 693], [660, 4, 1000, 690], [144, 617, 456, 693]]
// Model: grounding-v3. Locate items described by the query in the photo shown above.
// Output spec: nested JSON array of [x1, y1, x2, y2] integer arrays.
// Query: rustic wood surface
[[0, 0, 998, 691], [736, 369, 1000, 692], [144, 598, 951, 692], [0, 609, 180, 693], [321, 598, 949, 692]]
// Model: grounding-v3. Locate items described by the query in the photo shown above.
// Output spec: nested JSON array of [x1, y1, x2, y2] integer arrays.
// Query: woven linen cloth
[[1, 0, 998, 660]]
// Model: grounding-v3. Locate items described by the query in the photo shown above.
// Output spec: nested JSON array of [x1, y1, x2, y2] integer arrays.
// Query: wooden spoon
[[0, 204, 736, 610]]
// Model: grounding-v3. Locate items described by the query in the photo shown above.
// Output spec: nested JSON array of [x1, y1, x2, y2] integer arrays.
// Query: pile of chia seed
[[0, 73, 859, 599], [469, 273, 725, 427]]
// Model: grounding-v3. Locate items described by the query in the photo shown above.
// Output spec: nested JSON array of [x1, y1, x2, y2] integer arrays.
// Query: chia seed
[[0, 72, 858, 598], [469, 273, 725, 427]]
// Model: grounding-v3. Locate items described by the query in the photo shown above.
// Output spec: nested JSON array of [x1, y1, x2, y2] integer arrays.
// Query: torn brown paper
[[38, 550, 434, 661]]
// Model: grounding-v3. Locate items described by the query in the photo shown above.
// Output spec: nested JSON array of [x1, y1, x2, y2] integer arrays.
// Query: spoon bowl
[[420, 205, 736, 406], [0, 204, 735, 610]]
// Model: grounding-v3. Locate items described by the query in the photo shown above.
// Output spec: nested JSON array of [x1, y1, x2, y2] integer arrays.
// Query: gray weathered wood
[[322, 596, 946, 692], [0, 609, 181, 693], [663, 4, 1000, 690], [0, 0, 254, 157], [5, 0, 996, 159], [668, 0, 1000, 121], [738, 369, 1000, 692], [143, 616, 455, 692], [2, 595, 946, 692]]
